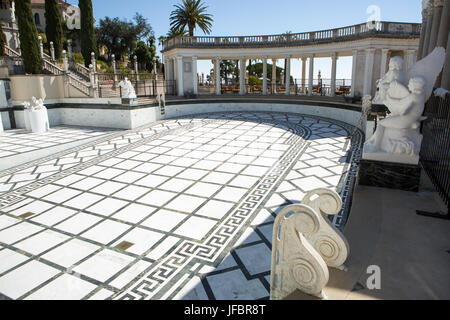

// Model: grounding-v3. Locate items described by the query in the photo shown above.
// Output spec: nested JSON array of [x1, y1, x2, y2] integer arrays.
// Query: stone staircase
[[5, 46, 92, 97]]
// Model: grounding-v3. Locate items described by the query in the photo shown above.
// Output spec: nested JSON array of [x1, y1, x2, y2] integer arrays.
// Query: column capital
[[176, 56, 183, 60], [192, 56, 198, 60], [330, 52, 338, 60], [366, 48, 376, 54], [308, 53, 315, 58], [262, 56, 268, 60], [215, 56, 222, 61], [433, 0, 443, 7], [285, 55, 291, 59], [381, 48, 390, 54]]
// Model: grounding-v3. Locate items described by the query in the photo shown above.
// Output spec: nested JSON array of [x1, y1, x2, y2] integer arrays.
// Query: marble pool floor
[[0, 112, 362, 300]]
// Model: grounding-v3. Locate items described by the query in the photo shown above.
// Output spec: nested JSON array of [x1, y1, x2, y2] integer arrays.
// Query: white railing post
[[62, 50, 68, 72], [50, 41, 55, 61], [111, 54, 117, 89], [89, 63, 96, 97], [38, 36, 44, 59]]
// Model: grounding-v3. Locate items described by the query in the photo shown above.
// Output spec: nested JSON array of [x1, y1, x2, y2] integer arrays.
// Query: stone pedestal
[[121, 98, 138, 106], [358, 159, 421, 192]]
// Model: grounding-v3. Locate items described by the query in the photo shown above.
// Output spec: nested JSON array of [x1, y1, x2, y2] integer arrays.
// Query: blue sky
[[66, 0, 422, 79]]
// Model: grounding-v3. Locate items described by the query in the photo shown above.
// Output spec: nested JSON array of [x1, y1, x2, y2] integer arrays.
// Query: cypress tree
[[45, 0, 64, 60], [15, 0, 43, 74], [0, 23, 5, 56], [79, 0, 97, 67]]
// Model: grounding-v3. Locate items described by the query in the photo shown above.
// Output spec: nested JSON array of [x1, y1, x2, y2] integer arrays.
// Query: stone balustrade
[[162, 21, 421, 51]]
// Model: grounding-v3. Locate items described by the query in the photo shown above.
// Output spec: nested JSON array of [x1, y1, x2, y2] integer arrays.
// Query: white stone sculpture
[[156, 81, 166, 116], [118, 77, 137, 99], [270, 188, 349, 300], [372, 56, 407, 105], [23, 97, 50, 133], [363, 47, 446, 165]]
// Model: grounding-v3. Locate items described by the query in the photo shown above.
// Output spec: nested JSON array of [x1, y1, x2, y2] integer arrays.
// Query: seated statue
[[363, 47, 446, 165], [372, 56, 406, 105]]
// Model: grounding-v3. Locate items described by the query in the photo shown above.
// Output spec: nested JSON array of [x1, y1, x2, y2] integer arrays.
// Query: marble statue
[[372, 56, 407, 105], [118, 77, 137, 99], [156, 83, 166, 116], [363, 47, 446, 165], [23, 96, 49, 133], [270, 188, 349, 300]]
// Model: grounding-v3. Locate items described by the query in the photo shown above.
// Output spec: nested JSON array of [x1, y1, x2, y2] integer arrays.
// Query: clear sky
[[66, 0, 422, 80]]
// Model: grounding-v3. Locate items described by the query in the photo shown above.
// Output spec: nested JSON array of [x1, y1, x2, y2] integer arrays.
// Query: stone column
[[50, 41, 55, 60], [330, 52, 338, 97], [89, 63, 96, 97], [418, 0, 429, 60], [363, 48, 376, 96], [429, 0, 444, 54], [405, 50, 417, 70], [308, 54, 314, 96], [272, 58, 277, 93], [285, 55, 291, 95], [441, 31, 450, 90], [192, 56, 198, 95], [38, 36, 44, 59], [240, 57, 246, 95], [134, 55, 139, 81], [67, 40, 73, 62], [380, 49, 389, 79], [177, 56, 184, 96], [215, 57, 221, 95], [262, 56, 268, 95], [422, 0, 434, 57], [351, 50, 358, 97], [437, 0, 450, 48], [301, 57, 307, 93], [111, 54, 117, 89]]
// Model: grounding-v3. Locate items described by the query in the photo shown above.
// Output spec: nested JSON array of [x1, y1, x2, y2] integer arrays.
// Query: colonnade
[[418, 0, 450, 89], [165, 47, 419, 98]]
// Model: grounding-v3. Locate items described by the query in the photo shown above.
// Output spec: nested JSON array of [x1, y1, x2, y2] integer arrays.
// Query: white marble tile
[[112, 227, 164, 256], [173, 216, 217, 241], [90, 181, 127, 196], [112, 203, 156, 224], [15, 229, 70, 255], [141, 209, 187, 232], [55, 213, 102, 235], [185, 182, 221, 198], [0, 249, 29, 274], [158, 179, 195, 193], [146, 236, 180, 260], [81, 220, 131, 245], [134, 174, 169, 188], [165, 195, 206, 213], [0, 260, 60, 299], [43, 188, 82, 204], [0, 222, 44, 244], [214, 187, 247, 203], [111, 185, 151, 201], [64, 193, 104, 210], [73, 249, 134, 283], [109, 260, 152, 289], [138, 190, 178, 207], [42, 239, 100, 268]]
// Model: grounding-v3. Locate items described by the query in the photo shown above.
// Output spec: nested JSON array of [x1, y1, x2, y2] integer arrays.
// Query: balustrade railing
[[163, 21, 420, 51]]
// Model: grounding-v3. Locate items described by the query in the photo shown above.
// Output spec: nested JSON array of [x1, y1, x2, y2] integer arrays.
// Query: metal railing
[[420, 94, 450, 217], [163, 21, 421, 51]]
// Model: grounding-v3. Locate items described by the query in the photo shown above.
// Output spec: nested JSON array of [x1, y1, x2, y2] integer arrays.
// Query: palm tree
[[169, 0, 213, 37]]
